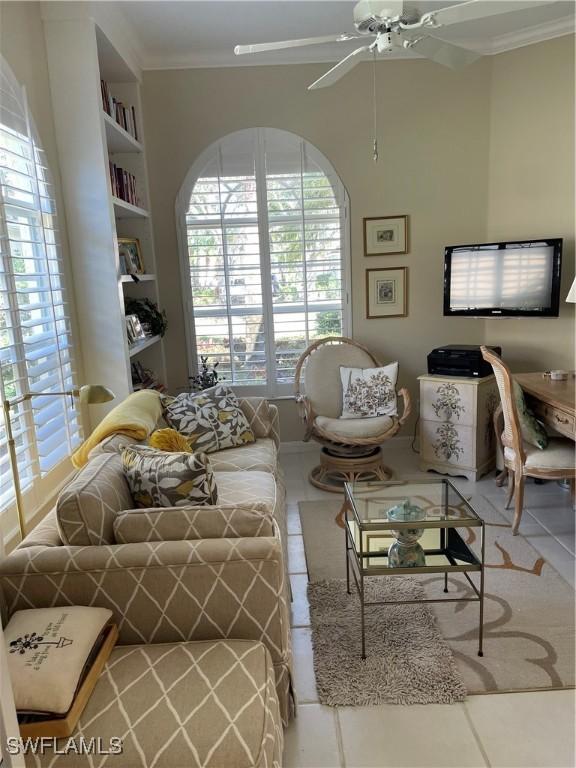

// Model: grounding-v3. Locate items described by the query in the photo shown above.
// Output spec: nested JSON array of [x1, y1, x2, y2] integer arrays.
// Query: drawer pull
[[554, 414, 570, 425]]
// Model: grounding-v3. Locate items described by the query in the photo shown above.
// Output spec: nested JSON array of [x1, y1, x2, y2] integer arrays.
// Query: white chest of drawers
[[418, 374, 499, 482]]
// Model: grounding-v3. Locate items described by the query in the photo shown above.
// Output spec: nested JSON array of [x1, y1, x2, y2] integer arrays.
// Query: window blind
[[183, 128, 349, 394], [0, 58, 81, 515]]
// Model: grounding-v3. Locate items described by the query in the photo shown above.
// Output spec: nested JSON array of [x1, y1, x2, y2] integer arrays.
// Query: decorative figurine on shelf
[[387, 499, 426, 568], [188, 356, 224, 391]]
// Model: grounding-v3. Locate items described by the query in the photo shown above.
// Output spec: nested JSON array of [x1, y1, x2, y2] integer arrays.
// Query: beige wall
[[142, 37, 574, 441], [485, 35, 575, 371], [143, 58, 493, 439]]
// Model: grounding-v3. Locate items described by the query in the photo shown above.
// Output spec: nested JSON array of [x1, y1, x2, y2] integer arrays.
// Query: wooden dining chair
[[480, 346, 575, 535]]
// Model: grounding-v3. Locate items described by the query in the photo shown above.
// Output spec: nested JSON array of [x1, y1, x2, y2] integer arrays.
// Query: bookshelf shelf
[[128, 334, 162, 357], [43, 13, 167, 408], [121, 273, 156, 284], [103, 111, 142, 153], [112, 197, 149, 219]]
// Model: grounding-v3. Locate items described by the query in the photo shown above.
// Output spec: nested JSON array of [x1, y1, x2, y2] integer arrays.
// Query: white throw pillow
[[340, 362, 399, 419]]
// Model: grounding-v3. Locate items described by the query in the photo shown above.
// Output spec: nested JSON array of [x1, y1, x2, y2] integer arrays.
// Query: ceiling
[[107, 0, 575, 70]]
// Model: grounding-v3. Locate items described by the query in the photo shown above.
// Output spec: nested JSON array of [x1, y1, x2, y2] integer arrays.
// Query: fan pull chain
[[372, 49, 378, 163]]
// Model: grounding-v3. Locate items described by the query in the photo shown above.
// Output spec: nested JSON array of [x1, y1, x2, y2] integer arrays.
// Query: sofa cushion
[[57, 454, 133, 546], [87, 432, 143, 462], [315, 414, 395, 439], [214, 471, 277, 517], [114, 503, 274, 543], [122, 446, 218, 508], [163, 386, 255, 453], [28, 639, 283, 768], [208, 438, 277, 474]]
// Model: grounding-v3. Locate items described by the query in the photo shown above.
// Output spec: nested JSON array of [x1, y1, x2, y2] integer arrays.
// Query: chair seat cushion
[[505, 437, 576, 472], [315, 414, 395, 439], [214, 470, 277, 516], [208, 438, 277, 474], [30, 640, 282, 768]]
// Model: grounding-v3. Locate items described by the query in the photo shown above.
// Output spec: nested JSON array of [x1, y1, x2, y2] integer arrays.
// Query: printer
[[427, 345, 502, 378]]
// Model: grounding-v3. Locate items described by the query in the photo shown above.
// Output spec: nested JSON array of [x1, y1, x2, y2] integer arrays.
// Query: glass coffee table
[[340, 479, 485, 659]]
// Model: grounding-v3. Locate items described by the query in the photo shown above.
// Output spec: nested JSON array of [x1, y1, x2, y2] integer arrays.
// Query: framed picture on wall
[[363, 215, 409, 256], [366, 267, 408, 318]]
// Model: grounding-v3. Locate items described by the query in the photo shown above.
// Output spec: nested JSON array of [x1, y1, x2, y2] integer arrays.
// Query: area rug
[[299, 496, 575, 695], [308, 578, 467, 705]]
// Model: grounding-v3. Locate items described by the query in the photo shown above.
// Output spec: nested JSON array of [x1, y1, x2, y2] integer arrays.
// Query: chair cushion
[[163, 385, 255, 453], [57, 454, 133, 546], [214, 471, 277, 516], [340, 362, 399, 418], [304, 342, 375, 418], [122, 445, 218, 508], [29, 640, 283, 768], [315, 414, 395, 439], [208, 438, 277, 474], [505, 437, 575, 471]]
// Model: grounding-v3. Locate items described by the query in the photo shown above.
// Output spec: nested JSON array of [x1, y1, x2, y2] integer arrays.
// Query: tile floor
[[281, 439, 575, 768]]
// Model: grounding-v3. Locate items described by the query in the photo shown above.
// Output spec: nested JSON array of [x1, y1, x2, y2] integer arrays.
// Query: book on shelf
[[100, 79, 139, 141], [109, 161, 141, 207]]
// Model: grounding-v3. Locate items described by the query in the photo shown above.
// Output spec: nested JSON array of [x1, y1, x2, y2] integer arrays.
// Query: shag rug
[[300, 495, 575, 696], [308, 578, 467, 706]]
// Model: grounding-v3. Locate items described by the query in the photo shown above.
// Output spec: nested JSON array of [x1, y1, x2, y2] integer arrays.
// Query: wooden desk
[[514, 372, 575, 441]]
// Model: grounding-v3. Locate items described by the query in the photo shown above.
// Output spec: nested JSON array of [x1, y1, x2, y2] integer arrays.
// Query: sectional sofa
[[0, 396, 292, 767]]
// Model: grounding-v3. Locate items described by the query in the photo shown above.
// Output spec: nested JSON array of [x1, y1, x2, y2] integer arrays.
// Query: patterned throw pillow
[[122, 445, 218, 508], [513, 381, 549, 450], [340, 362, 399, 419], [162, 386, 255, 453]]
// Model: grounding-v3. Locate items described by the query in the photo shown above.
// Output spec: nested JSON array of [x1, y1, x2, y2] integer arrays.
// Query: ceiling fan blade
[[308, 46, 371, 90], [234, 34, 360, 56], [404, 0, 556, 30], [401, 34, 481, 69]]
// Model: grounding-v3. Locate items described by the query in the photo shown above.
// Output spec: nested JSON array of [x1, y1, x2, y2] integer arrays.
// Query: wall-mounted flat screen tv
[[443, 239, 562, 317]]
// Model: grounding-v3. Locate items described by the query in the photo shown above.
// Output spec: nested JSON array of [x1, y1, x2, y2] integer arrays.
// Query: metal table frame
[[342, 479, 485, 660]]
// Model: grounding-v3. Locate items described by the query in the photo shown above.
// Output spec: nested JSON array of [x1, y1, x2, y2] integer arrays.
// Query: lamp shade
[[77, 385, 115, 405], [566, 277, 576, 303]]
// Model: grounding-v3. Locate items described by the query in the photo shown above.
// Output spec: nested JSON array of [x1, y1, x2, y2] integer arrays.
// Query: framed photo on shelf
[[366, 267, 408, 319], [118, 238, 144, 276], [125, 314, 146, 345], [363, 215, 409, 256]]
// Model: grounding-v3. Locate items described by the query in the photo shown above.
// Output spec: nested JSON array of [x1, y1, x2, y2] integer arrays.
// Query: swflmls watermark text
[[6, 737, 123, 755]]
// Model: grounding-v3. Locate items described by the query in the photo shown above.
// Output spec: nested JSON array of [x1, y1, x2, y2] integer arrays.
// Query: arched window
[[176, 128, 350, 395], [0, 56, 80, 522]]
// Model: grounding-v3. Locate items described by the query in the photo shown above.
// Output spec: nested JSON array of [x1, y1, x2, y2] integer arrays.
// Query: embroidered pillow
[[5, 606, 114, 715], [162, 385, 255, 452], [340, 362, 399, 419], [513, 381, 549, 450], [122, 445, 218, 508]]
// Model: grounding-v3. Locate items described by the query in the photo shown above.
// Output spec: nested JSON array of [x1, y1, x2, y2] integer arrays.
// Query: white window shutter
[[183, 128, 349, 395], [0, 56, 81, 516]]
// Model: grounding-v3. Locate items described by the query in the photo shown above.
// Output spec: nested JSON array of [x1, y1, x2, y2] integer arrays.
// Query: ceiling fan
[[234, 0, 556, 89]]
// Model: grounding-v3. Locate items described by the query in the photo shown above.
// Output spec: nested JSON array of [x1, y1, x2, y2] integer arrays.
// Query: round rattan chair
[[294, 337, 411, 492]]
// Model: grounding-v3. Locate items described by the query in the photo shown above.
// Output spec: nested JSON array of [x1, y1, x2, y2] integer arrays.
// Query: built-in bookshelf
[[42, 11, 167, 419]]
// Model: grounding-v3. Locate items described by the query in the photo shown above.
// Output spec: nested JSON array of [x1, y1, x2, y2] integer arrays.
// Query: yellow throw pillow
[[149, 428, 193, 453]]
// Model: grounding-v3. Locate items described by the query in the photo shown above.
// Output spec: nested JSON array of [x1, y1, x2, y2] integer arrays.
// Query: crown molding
[[482, 15, 575, 54], [132, 15, 575, 71]]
